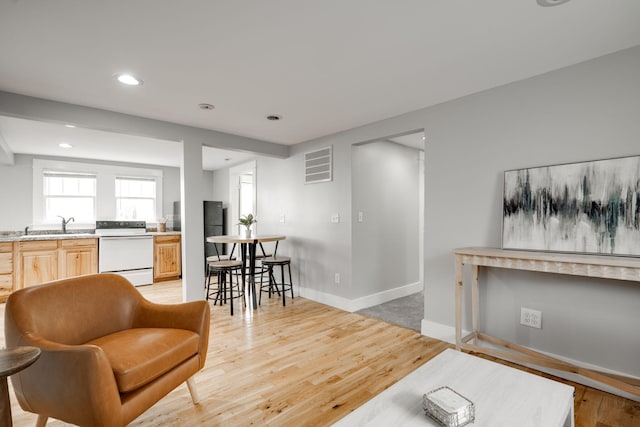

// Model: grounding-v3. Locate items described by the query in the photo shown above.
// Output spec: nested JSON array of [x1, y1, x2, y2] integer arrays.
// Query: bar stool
[[205, 245, 244, 315], [203, 249, 236, 290], [259, 241, 293, 306]]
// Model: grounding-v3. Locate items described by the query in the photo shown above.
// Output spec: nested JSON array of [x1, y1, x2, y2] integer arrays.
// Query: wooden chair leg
[[186, 377, 200, 405], [36, 414, 48, 427]]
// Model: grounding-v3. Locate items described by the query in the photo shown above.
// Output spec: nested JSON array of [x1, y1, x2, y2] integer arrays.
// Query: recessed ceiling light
[[198, 103, 215, 110], [115, 74, 143, 86], [64, 124, 76, 128], [537, 0, 571, 6], [266, 114, 282, 121], [58, 142, 73, 149]]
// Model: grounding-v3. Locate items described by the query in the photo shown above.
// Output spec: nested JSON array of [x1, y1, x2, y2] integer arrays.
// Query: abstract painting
[[502, 155, 640, 256]]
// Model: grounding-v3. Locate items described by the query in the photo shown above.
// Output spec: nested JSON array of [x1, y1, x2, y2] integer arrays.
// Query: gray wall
[[0, 153, 205, 230], [351, 140, 420, 295], [252, 46, 640, 379], [256, 141, 356, 302], [421, 46, 640, 377], [212, 168, 229, 206]]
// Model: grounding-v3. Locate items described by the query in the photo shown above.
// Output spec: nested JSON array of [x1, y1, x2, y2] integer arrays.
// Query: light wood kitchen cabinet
[[18, 240, 59, 288], [59, 238, 98, 279], [17, 238, 98, 288], [154, 235, 181, 281], [0, 242, 15, 302]]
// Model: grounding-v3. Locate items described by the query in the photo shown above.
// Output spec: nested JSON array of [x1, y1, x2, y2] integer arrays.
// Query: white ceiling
[[0, 116, 254, 170], [0, 0, 639, 168]]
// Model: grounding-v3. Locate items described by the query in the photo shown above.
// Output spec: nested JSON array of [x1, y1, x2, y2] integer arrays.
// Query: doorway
[[229, 161, 257, 235], [351, 130, 425, 308]]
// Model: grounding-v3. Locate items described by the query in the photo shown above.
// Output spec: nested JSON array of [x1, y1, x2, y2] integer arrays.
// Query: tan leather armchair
[[4, 273, 210, 427]]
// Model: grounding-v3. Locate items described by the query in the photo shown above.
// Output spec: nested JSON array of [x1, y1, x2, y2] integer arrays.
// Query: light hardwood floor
[[2, 280, 638, 426]]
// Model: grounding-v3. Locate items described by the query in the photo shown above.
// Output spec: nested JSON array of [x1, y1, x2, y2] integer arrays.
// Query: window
[[33, 159, 163, 226], [116, 177, 157, 220], [43, 172, 96, 221]]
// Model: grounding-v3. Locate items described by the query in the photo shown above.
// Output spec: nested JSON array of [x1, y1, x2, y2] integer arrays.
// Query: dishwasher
[[96, 221, 153, 286]]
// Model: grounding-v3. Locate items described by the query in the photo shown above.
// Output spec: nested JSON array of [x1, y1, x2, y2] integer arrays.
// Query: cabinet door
[[60, 247, 97, 278], [0, 252, 12, 274], [0, 242, 14, 301], [60, 239, 97, 279], [154, 237, 181, 280], [21, 250, 58, 287]]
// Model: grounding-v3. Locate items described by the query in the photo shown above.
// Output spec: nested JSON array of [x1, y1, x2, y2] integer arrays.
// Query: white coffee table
[[332, 348, 574, 427]]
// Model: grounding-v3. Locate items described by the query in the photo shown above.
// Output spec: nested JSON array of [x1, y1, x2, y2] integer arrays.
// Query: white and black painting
[[502, 156, 640, 256]]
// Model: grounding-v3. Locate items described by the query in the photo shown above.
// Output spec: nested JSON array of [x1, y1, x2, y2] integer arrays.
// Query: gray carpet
[[356, 291, 423, 332]]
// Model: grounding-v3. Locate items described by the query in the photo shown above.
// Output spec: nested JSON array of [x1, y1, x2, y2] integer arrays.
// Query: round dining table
[[206, 234, 286, 309]]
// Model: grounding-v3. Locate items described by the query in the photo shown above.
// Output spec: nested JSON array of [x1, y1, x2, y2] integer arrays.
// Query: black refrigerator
[[203, 201, 225, 263], [174, 201, 225, 270]]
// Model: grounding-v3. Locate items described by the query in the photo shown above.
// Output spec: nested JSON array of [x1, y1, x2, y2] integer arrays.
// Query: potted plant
[[238, 213, 257, 238]]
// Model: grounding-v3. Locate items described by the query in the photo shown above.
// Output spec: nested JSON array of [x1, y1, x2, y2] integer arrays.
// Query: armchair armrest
[[12, 335, 122, 426], [133, 299, 209, 334], [132, 299, 210, 367]]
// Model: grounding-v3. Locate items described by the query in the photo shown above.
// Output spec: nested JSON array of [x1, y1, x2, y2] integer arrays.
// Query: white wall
[[0, 154, 32, 230], [253, 46, 640, 384], [351, 140, 421, 296], [0, 154, 198, 230]]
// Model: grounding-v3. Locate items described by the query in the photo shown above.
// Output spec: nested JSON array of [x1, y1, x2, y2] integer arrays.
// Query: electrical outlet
[[520, 307, 542, 329], [334, 273, 340, 284], [279, 214, 286, 223], [331, 213, 340, 223], [357, 211, 364, 222]]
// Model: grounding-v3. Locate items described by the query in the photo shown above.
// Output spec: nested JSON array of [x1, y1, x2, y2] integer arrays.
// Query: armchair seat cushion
[[87, 328, 200, 393]]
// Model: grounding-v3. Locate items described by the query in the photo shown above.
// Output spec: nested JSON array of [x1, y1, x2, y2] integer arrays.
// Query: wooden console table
[[454, 247, 640, 397]]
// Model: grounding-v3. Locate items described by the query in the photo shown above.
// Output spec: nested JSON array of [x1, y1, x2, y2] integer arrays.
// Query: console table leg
[[471, 264, 480, 345], [454, 255, 463, 350]]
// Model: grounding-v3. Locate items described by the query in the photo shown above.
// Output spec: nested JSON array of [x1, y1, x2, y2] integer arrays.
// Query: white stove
[[96, 221, 153, 286]]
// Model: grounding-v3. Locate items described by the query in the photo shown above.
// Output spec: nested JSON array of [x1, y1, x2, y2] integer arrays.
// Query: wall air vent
[[304, 146, 332, 184]]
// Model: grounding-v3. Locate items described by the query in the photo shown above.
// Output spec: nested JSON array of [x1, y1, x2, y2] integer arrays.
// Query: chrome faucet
[[57, 216, 75, 233]]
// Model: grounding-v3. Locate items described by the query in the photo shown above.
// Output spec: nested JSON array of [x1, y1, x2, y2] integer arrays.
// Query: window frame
[[43, 171, 97, 223], [115, 175, 158, 221], [33, 159, 163, 227]]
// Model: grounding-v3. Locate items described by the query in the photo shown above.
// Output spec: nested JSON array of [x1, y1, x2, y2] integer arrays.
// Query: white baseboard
[[297, 287, 354, 312], [298, 281, 422, 313], [420, 320, 640, 402], [421, 319, 467, 344]]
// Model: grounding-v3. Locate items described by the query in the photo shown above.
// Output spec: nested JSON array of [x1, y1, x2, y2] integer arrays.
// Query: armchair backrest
[[5, 273, 142, 346]]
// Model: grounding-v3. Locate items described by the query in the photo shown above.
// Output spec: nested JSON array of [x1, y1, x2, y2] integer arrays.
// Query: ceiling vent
[[304, 146, 332, 184]]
